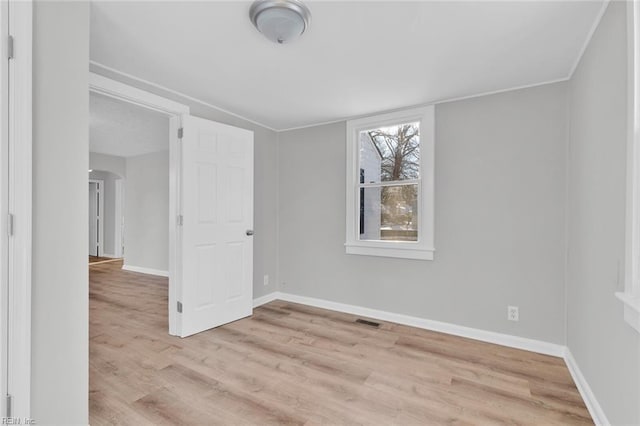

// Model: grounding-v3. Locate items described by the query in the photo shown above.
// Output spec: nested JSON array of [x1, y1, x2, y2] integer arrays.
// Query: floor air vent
[[355, 318, 380, 328]]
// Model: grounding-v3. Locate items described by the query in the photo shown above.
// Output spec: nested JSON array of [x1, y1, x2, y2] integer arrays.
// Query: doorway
[[88, 179, 103, 258], [89, 89, 170, 278], [88, 73, 255, 337], [88, 169, 124, 264]]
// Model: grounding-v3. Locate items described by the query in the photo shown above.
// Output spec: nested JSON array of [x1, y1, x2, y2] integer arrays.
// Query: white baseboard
[[101, 253, 117, 259], [564, 348, 609, 426], [253, 291, 564, 357], [122, 264, 169, 277], [253, 292, 279, 308]]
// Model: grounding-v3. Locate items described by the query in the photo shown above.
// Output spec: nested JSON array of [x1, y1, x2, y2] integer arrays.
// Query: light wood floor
[[90, 261, 592, 425]]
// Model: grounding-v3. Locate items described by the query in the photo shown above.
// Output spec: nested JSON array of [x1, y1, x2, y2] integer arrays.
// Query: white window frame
[[618, 0, 640, 333], [345, 105, 435, 260]]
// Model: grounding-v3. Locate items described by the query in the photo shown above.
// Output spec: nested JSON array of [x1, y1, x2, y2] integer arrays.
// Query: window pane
[[360, 185, 418, 241], [359, 122, 420, 183]]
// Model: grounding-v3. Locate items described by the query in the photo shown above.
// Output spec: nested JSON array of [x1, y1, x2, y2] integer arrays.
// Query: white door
[[89, 182, 98, 256], [178, 115, 254, 337]]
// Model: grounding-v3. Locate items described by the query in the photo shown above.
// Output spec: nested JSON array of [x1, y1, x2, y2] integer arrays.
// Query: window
[[618, 0, 640, 333], [345, 106, 434, 260]]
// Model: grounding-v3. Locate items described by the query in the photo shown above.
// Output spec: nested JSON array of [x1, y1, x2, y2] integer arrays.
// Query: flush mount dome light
[[249, 0, 311, 44]]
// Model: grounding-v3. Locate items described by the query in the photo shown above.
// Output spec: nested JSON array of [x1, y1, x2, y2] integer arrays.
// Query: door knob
[[246, 230, 254, 236]]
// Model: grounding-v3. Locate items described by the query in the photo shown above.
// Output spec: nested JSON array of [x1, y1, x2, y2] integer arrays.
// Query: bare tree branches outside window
[[367, 123, 420, 181], [359, 122, 420, 241]]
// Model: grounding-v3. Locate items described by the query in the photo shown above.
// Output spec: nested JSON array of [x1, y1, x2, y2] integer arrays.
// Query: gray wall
[[124, 150, 169, 272], [32, 3, 637, 425], [278, 82, 568, 344], [89, 170, 120, 256], [91, 67, 280, 299], [32, 2, 89, 423], [567, 2, 640, 424]]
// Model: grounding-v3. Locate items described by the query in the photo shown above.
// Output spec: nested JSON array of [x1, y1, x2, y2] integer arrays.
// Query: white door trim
[[88, 72, 189, 336], [89, 73, 189, 117], [89, 179, 104, 257], [2, 0, 32, 418], [1, 2, 9, 416]]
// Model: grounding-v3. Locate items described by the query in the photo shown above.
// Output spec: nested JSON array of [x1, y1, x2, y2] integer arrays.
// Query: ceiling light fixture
[[249, 0, 311, 45]]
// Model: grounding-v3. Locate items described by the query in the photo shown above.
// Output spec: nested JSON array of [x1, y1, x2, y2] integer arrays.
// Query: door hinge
[[177, 301, 183, 313], [6, 394, 12, 418], [177, 128, 183, 139], [177, 215, 183, 226], [7, 35, 14, 60], [7, 213, 14, 237]]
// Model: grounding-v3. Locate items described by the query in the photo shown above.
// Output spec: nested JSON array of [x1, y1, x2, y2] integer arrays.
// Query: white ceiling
[[90, 1, 605, 131], [90, 92, 169, 157]]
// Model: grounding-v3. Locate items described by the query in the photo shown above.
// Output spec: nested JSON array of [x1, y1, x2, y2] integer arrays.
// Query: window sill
[[615, 292, 640, 334], [345, 243, 434, 260]]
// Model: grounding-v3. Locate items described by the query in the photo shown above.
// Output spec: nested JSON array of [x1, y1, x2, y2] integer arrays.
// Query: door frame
[[88, 179, 104, 257], [1, 0, 32, 418], [89, 72, 189, 335]]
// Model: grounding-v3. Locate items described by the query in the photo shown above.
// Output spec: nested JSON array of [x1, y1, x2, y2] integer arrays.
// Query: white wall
[[124, 150, 169, 272], [278, 82, 568, 344], [32, 1, 89, 423], [567, 2, 640, 424]]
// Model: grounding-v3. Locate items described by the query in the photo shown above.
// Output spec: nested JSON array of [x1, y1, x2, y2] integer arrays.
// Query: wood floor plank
[[161, 344, 372, 425], [90, 261, 593, 425]]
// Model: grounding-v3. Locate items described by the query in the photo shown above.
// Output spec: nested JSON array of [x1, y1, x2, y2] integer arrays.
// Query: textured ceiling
[[90, 92, 169, 157]]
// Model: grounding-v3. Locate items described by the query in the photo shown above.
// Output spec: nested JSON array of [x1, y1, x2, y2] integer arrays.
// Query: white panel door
[[179, 115, 254, 337]]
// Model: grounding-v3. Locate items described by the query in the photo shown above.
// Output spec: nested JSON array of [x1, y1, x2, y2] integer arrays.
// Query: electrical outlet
[[263, 274, 269, 286], [507, 306, 519, 322]]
